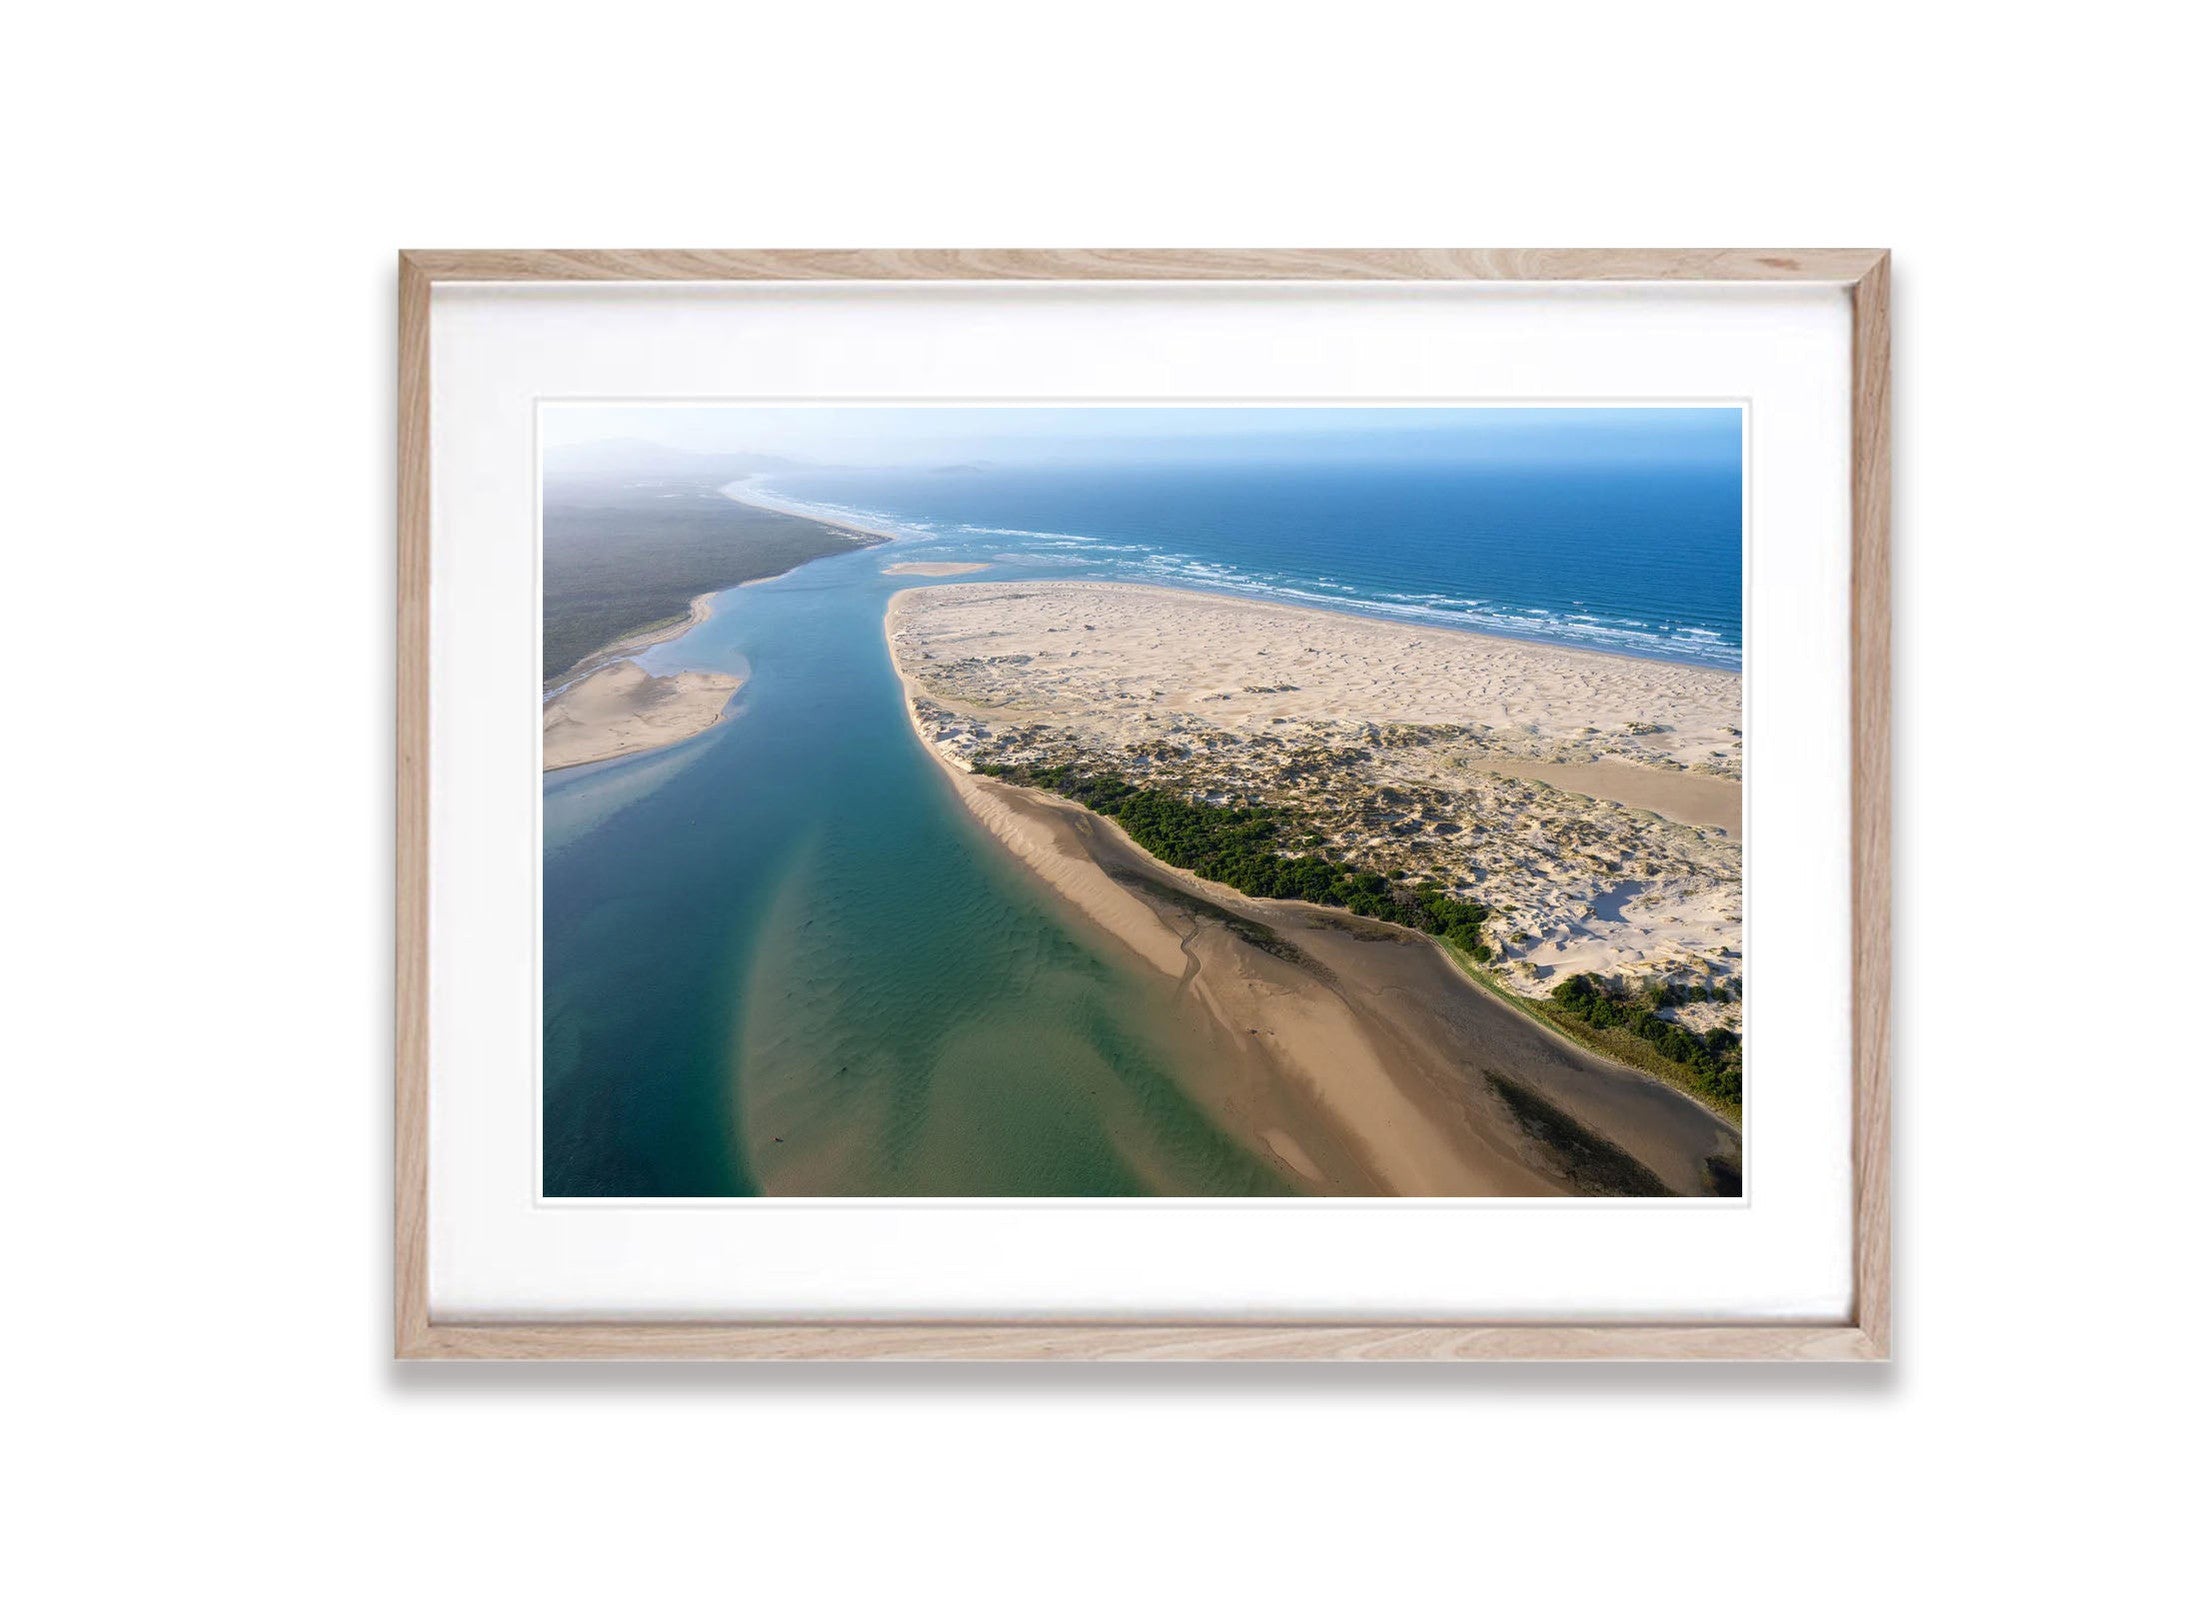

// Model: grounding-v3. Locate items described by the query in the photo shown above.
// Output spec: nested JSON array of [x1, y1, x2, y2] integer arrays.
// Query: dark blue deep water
[[754, 451, 1741, 667]]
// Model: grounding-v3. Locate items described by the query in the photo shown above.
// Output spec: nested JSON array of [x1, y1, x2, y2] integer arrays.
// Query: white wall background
[[6, 2, 2188, 1593]]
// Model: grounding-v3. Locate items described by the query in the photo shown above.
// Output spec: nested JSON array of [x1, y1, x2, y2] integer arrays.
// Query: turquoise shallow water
[[543, 546, 1290, 1197]]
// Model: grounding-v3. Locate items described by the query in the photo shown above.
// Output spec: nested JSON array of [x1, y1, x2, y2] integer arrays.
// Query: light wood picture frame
[[397, 248, 1890, 1360]]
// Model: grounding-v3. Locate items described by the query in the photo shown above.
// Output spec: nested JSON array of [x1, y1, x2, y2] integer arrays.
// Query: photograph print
[[542, 404, 1744, 1200]]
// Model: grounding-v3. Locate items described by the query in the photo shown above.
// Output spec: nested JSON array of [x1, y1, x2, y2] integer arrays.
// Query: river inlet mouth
[[544, 422, 1743, 1200]]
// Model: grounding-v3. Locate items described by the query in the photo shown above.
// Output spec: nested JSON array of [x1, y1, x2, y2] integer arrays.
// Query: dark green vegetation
[[543, 468, 883, 682], [978, 760, 1747, 1127], [1548, 973, 1743, 1113], [972, 763, 1493, 961], [1484, 1075, 1674, 1197], [1443, 955, 1744, 1127]]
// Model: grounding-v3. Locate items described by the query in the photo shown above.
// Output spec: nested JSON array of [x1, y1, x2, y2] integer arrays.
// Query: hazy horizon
[[542, 404, 1742, 475]]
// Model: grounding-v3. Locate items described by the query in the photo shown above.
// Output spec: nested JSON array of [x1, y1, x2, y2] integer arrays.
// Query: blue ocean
[[747, 444, 1740, 668]]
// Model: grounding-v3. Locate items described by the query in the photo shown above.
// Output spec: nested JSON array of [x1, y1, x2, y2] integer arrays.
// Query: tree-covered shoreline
[[972, 758, 1744, 1120], [1547, 972, 1743, 1112], [970, 762, 1493, 961]]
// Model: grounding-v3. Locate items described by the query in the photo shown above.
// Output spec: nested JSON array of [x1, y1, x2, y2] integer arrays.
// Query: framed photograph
[[398, 249, 1889, 1359]]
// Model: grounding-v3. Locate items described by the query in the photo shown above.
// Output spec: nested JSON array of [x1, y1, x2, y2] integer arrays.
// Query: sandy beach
[[719, 480, 901, 545], [544, 660, 743, 772], [888, 581, 1744, 1032], [885, 588, 1741, 1195]]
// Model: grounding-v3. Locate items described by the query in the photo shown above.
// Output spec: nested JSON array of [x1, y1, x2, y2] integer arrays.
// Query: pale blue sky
[[542, 404, 1741, 471]]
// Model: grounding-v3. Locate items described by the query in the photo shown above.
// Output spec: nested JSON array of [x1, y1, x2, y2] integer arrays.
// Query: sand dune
[[889, 580, 1743, 1029], [1478, 756, 1741, 835]]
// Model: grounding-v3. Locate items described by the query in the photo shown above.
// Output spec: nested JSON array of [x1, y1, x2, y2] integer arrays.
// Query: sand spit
[[544, 660, 742, 771], [886, 561, 993, 577], [888, 581, 1744, 1031], [549, 591, 717, 693], [718, 480, 901, 545], [886, 595, 1739, 1196]]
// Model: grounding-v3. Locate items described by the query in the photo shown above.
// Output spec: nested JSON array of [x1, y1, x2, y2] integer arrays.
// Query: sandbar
[[544, 659, 743, 771], [885, 561, 993, 577]]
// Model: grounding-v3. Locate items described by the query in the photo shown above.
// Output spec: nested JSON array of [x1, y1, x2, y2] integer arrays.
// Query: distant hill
[[544, 436, 805, 482]]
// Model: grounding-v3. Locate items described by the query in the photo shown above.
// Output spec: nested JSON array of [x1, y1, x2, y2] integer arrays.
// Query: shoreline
[[719, 478, 906, 546], [884, 591, 1739, 1196], [546, 590, 719, 697], [547, 490, 896, 697], [544, 661, 743, 773], [753, 484, 1735, 674], [960, 577, 1743, 686], [731, 478, 1734, 673], [540, 498, 890, 768], [541, 591, 736, 773], [1076, 578, 1745, 680], [1436, 940, 1741, 1127]]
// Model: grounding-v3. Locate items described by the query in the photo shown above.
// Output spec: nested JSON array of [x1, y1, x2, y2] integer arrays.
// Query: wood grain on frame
[[396, 248, 1892, 1360], [402, 246, 1883, 285], [1849, 256, 1893, 1358], [396, 252, 432, 1361], [403, 1321, 1879, 1361]]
